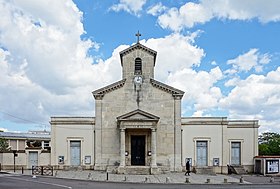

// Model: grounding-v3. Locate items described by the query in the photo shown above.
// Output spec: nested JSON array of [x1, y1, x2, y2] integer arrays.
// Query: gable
[[117, 109, 159, 129], [117, 109, 159, 122], [119, 43, 157, 66]]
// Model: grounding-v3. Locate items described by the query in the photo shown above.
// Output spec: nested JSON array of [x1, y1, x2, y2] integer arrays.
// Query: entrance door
[[255, 160, 261, 174], [196, 141, 208, 167], [131, 135, 145, 166], [70, 141, 81, 166], [29, 151, 38, 168]]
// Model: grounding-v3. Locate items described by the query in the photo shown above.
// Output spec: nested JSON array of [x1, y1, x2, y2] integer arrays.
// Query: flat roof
[[0, 132, 50, 140]]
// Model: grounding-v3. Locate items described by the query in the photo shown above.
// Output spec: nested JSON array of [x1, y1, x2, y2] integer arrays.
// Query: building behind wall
[[50, 36, 260, 174], [0, 131, 51, 170]]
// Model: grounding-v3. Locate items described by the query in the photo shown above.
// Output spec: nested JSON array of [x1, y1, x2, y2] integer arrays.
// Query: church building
[[50, 34, 259, 174]]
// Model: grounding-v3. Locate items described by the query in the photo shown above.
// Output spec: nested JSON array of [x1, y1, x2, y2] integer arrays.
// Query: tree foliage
[[0, 137, 9, 152], [258, 132, 280, 155]]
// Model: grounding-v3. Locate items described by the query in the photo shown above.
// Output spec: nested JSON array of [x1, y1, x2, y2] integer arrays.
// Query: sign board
[[266, 160, 279, 174], [85, 156, 91, 164]]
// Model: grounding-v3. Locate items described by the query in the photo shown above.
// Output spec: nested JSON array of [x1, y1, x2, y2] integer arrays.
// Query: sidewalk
[[2, 169, 279, 185], [53, 170, 246, 184]]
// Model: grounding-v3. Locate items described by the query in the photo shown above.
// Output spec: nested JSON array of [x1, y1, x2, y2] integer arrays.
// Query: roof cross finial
[[135, 31, 141, 43]]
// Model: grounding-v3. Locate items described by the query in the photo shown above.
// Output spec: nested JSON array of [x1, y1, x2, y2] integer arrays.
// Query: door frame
[[70, 140, 81, 166]]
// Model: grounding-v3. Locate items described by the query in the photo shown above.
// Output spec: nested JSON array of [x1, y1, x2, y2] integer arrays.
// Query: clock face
[[134, 76, 143, 84]]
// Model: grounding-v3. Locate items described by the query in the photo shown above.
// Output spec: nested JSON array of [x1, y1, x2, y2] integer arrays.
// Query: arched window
[[135, 58, 142, 75]]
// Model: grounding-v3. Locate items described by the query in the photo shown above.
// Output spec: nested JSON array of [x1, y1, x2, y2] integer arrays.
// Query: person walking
[[185, 160, 190, 176]]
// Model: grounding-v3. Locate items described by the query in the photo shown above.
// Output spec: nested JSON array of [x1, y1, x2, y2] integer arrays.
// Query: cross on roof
[[135, 31, 141, 43]]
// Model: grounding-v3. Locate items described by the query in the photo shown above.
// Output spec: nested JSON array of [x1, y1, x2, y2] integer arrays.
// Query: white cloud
[[166, 66, 223, 112], [158, 2, 212, 31], [142, 32, 205, 81], [0, 0, 123, 126], [110, 0, 146, 16], [147, 2, 167, 16], [220, 67, 280, 132], [0, 128, 8, 132], [211, 61, 217, 66], [1, 1, 212, 128], [0, 0, 208, 129], [224, 77, 240, 87], [208, 0, 280, 23], [226, 49, 271, 74], [156, 0, 280, 31]]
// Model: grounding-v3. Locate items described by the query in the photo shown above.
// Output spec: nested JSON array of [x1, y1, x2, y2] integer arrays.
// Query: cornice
[[150, 78, 184, 99], [92, 79, 126, 100]]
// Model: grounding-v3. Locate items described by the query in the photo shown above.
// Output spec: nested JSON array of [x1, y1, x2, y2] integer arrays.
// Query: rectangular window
[[9, 139, 17, 150], [18, 140, 25, 150], [43, 141, 50, 149], [231, 142, 241, 165], [134, 58, 142, 75]]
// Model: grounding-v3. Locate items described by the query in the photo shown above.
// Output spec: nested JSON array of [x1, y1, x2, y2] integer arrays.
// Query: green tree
[[0, 137, 9, 152], [258, 132, 280, 155]]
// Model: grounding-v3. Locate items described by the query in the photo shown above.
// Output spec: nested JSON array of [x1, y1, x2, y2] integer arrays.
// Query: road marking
[[4, 176, 72, 189], [0, 174, 20, 177]]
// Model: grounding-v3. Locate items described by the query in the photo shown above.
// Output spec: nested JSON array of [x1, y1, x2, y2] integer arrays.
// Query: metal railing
[[32, 166, 53, 176]]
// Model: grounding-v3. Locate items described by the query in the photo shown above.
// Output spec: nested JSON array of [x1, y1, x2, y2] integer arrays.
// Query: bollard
[[270, 177, 274, 183], [185, 177, 190, 183], [166, 177, 170, 183], [106, 172, 109, 181], [21, 167, 24, 174], [224, 178, 228, 183], [87, 173, 91, 179], [123, 176, 127, 181], [0, 163, 1, 171], [206, 178, 210, 183], [240, 176, 244, 183], [144, 177, 149, 183]]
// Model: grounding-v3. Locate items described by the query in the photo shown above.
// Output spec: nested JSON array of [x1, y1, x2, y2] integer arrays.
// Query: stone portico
[[117, 109, 159, 174]]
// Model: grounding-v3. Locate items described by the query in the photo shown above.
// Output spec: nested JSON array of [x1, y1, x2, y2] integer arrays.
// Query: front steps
[[232, 166, 247, 174], [123, 166, 151, 175], [195, 167, 216, 175]]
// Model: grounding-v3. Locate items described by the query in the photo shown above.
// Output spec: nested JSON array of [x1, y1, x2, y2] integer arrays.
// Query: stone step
[[125, 166, 150, 175], [233, 166, 247, 175], [194, 167, 216, 175]]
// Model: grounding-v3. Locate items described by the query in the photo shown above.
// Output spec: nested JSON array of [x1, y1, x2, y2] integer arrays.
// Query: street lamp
[[12, 150, 18, 172]]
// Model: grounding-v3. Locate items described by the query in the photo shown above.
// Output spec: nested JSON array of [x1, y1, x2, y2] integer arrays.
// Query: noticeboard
[[266, 160, 279, 174]]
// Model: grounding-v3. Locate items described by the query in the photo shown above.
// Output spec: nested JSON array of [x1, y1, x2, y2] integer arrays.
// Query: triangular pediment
[[117, 109, 159, 122], [119, 43, 157, 66]]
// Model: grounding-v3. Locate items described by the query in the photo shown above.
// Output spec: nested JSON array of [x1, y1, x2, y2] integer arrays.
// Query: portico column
[[120, 128, 126, 167], [151, 128, 157, 167]]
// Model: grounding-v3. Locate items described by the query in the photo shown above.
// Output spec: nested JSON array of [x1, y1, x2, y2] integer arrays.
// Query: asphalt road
[[0, 174, 279, 189]]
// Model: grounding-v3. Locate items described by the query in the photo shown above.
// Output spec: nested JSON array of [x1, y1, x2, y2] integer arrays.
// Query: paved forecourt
[[2, 170, 280, 185]]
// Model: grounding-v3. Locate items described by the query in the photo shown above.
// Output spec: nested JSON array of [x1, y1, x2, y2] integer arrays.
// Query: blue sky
[[0, 0, 280, 133]]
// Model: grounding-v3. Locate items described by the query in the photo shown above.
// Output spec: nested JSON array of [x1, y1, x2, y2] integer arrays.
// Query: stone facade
[[50, 42, 259, 174]]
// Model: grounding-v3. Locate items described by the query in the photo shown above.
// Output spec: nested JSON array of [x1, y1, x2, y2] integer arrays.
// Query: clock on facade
[[134, 75, 143, 84]]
